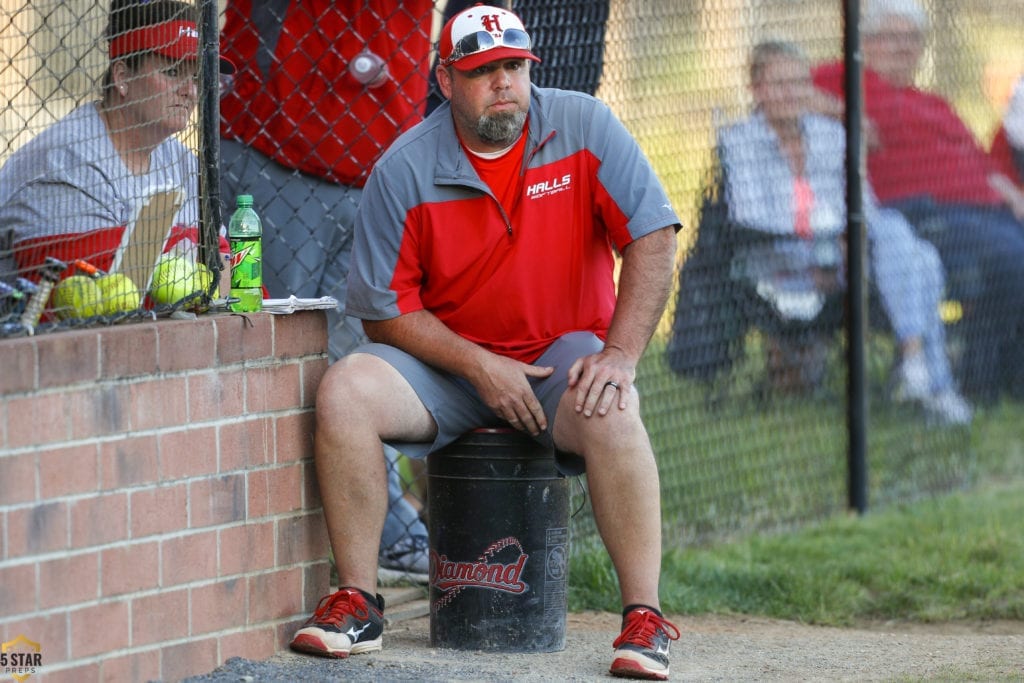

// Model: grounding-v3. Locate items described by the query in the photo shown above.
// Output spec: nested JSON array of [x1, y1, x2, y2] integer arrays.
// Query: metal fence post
[[844, 0, 868, 514]]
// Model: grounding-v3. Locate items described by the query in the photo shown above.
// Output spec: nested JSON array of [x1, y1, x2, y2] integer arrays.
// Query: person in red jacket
[[219, 1, 433, 362], [218, 0, 436, 582], [810, 0, 1024, 403]]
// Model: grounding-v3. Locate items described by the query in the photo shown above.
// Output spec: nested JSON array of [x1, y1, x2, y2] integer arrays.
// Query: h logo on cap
[[440, 5, 540, 70], [481, 14, 504, 33]]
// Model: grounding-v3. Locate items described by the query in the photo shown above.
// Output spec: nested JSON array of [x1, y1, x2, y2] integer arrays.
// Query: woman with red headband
[[0, 0, 233, 288]]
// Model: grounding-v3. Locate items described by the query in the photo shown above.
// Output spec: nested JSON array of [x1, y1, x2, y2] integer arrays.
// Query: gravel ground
[[182, 612, 1024, 682]]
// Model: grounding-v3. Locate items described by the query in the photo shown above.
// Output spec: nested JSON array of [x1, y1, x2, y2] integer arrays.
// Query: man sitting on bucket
[[289, 4, 682, 679]]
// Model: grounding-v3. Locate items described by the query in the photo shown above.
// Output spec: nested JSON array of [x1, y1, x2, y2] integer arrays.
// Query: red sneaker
[[609, 606, 681, 680], [289, 587, 384, 658]]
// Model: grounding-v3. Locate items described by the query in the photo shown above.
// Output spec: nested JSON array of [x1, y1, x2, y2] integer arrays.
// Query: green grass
[[380, 312, 1024, 630], [569, 483, 1024, 626], [566, 328, 1024, 625], [574, 330, 988, 549]]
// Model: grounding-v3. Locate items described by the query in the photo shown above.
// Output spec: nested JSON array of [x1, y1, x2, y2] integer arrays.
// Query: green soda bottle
[[228, 194, 263, 312]]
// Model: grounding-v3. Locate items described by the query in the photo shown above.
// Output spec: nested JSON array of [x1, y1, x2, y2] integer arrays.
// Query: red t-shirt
[[219, 0, 432, 187], [812, 62, 1002, 206], [464, 133, 531, 220]]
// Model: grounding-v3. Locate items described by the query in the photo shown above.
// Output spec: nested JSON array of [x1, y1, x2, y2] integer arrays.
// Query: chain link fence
[[2, 1, 1023, 575]]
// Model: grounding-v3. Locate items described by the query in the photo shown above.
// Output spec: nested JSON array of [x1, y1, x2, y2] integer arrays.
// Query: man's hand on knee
[[567, 347, 636, 417], [471, 353, 554, 436]]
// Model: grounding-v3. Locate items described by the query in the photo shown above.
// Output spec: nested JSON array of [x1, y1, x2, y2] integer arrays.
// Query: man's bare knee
[[552, 388, 649, 461], [316, 352, 436, 441]]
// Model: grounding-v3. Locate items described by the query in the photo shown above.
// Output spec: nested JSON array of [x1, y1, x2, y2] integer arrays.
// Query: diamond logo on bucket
[[430, 536, 529, 610]]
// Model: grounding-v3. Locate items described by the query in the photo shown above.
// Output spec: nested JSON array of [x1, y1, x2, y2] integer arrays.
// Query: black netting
[[2, 1, 1022, 570]]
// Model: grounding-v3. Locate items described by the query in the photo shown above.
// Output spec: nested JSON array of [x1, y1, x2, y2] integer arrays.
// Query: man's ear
[[436, 64, 453, 100]]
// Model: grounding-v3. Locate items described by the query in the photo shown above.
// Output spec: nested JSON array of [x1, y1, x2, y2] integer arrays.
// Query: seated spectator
[[810, 0, 1024, 403], [0, 0, 233, 283], [718, 40, 970, 424], [289, 5, 681, 676], [989, 75, 1024, 193]]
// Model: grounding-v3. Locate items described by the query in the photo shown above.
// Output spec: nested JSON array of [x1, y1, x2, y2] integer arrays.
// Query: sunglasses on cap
[[441, 28, 532, 67]]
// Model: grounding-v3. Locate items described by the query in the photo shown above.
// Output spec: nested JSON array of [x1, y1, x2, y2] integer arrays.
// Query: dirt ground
[[185, 610, 1024, 682]]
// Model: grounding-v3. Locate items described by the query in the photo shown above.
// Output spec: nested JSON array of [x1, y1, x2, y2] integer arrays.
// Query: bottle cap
[[236, 194, 253, 207], [349, 51, 388, 88]]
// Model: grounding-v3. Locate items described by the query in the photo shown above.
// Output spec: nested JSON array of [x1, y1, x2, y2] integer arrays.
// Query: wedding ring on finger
[[604, 381, 619, 391]]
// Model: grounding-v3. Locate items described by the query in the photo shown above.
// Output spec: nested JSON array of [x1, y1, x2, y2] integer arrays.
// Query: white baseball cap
[[438, 4, 541, 71]]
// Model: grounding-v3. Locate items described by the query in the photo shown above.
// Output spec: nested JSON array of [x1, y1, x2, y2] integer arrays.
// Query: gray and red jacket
[[348, 85, 680, 363]]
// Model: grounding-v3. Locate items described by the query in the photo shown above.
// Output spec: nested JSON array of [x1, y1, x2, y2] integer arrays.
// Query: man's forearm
[[604, 226, 678, 363], [362, 310, 490, 381]]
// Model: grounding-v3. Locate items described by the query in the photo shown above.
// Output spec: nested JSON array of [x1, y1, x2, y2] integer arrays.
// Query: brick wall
[[0, 311, 331, 682]]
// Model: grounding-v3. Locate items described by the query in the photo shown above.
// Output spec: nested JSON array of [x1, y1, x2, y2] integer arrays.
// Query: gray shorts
[[358, 331, 603, 475]]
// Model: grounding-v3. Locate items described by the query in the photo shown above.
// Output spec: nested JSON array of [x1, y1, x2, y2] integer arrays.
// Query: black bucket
[[428, 428, 569, 652]]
